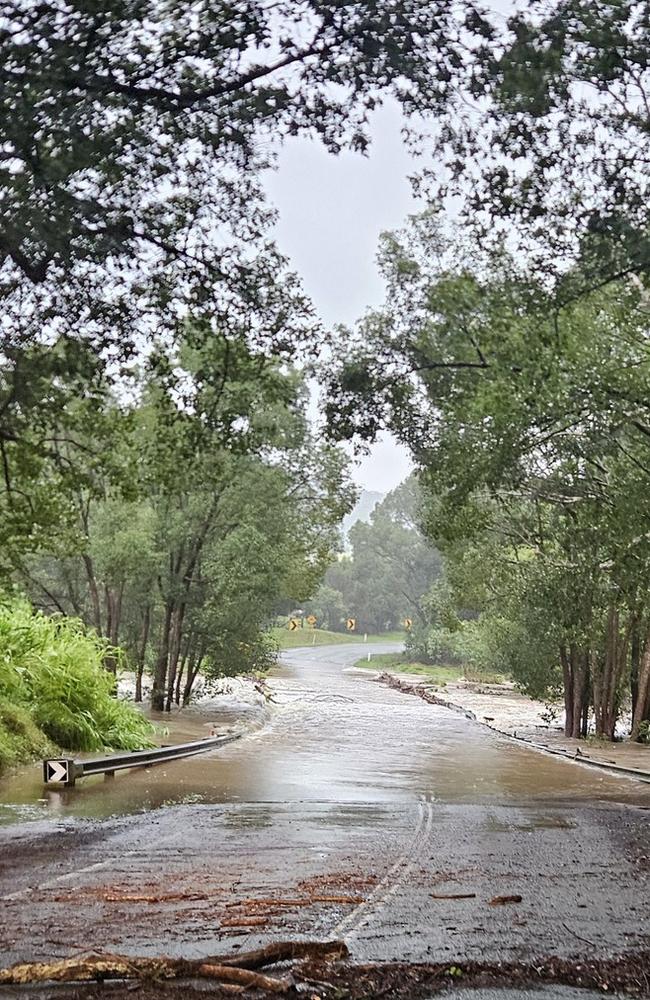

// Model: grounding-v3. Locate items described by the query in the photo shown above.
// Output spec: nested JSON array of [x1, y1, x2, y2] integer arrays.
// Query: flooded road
[[1, 643, 649, 824], [1, 644, 649, 975]]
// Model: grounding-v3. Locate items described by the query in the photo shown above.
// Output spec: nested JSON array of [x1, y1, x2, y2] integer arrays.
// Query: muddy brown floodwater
[[0, 643, 649, 985], [1, 643, 649, 824]]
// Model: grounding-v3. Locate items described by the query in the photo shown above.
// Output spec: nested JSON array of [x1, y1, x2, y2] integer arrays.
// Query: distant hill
[[342, 490, 383, 540]]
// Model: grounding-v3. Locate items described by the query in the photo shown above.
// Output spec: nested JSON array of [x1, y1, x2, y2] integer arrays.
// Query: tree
[[309, 477, 442, 634], [21, 326, 355, 710], [420, 0, 650, 293], [327, 216, 650, 739], [0, 1, 482, 572]]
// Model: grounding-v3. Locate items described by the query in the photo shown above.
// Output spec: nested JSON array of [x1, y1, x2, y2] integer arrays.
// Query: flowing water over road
[[1, 643, 649, 823], [1, 643, 649, 979]]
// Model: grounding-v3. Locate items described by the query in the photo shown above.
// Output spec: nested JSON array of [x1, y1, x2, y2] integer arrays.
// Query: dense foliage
[[418, 0, 650, 292], [0, 599, 153, 769], [327, 215, 650, 740], [20, 342, 354, 710], [0, 0, 480, 575]]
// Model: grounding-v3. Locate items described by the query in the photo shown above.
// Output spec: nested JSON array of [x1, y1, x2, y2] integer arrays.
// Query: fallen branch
[[376, 673, 475, 718], [0, 940, 348, 987], [218, 939, 349, 969], [221, 916, 268, 927], [102, 890, 214, 903], [0, 954, 288, 990], [197, 964, 291, 992], [431, 893, 477, 900], [225, 895, 362, 911], [225, 898, 307, 909]]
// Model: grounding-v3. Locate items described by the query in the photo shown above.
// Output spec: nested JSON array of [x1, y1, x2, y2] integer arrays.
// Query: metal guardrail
[[43, 733, 242, 787]]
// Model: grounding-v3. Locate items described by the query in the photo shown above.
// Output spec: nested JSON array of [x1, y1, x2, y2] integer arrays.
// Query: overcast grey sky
[[264, 99, 418, 495], [264, 1, 513, 496]]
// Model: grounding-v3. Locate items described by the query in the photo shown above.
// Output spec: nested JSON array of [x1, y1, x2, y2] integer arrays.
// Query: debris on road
[[6, 947, 650, 999], [0, 939, 349, 991], [489, 895, 523, 906], [431, 892, 477, 900]]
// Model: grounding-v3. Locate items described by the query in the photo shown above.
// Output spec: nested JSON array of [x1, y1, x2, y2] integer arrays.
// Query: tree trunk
[[165, 604, 186, 712], [581, 654, 591, 738], [182, 645, 205, 706], [175, 633, 194, 706], [631, 621, 640, 719], [152, 602, 173, 712], [631, 633, 650, 741], [82, 554, 102, 635], [560, 645, 574, 738], [559, 644, 589, 739], [103, 584, 124, 675], [135, 605, 151, 704], [593, 607, 628, 741]]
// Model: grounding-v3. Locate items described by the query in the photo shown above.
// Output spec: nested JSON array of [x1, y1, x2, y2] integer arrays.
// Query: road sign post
[[43, 758, 78, 787]]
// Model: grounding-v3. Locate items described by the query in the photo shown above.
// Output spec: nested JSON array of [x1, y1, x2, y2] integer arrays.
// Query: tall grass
[[0, 698, 55, 767], [0, 599, 153, 764]]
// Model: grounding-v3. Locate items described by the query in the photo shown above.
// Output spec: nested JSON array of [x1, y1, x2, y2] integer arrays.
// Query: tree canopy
[[327, 213, 650, 740]]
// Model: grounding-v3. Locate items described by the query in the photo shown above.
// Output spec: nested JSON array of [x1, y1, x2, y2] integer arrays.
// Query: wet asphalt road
[[0, 643, 649, 986]]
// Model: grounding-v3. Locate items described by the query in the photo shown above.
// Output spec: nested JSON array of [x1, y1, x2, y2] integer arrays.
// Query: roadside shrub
[[0, 698, 54, 770], [638, 720, 650, 745], [406, 625, 464, 666], [0, 598, 153, 754]]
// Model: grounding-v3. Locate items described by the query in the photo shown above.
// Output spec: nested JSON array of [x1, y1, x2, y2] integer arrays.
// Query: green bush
[[0, 698, 55, 770], [406, 625, 464, 666], [0, 598, 153, 757]]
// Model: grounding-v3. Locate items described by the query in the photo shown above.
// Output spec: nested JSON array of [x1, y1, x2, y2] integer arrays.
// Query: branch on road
[[0, 940, 349, 989]]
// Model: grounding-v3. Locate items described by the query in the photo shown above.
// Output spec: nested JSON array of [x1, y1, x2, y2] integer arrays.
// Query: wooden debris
[[102, 890, 213, 903], [197, 964, 291, 992], [50, 887, 220, 905], [225, 897, 307, 909], [221, 916, 268, 928], [489, 894, 523, 906], [0, 939, 349, 988], [218, 939, 349, 969], [431, 892, 477, 900], [225, 895, 362, 911]]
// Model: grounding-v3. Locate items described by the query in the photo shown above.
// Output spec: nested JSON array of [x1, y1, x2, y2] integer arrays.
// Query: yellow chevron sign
[[346, 617, 356, 631]]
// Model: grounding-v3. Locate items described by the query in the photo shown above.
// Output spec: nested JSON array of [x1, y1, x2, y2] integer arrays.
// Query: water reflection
[[1, 643, 649, 823]]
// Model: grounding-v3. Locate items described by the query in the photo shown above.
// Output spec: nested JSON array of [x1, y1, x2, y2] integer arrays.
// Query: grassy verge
[[270, 627, 406, 649], [0, 699, 56, 770], [355, 652, 463, 683], [354, 651, 507, 685]]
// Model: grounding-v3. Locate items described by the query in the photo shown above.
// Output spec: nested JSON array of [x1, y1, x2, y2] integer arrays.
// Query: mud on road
[[0, 644, 649, 994]]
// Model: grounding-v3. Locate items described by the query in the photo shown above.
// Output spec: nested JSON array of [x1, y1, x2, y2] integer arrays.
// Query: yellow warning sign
[[346, 617, 356, 631]]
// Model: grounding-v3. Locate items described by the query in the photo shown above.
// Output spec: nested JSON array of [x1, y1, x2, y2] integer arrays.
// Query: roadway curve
[[1, 643, 649, 980]]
